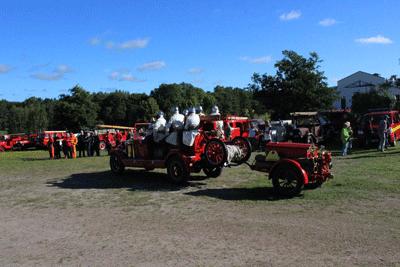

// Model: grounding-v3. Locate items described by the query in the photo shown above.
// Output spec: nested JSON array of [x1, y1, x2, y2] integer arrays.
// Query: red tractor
[[247, 142, 333, 197], [109, 116, 252, 183]]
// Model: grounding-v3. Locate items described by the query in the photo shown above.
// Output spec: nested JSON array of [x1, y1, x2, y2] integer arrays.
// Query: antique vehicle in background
[[247, 142, 333, 197], [286, 112, 332, 144], [0, 133, 34, 151], [109, 115, 252, 183], [357, 109, 400, 147], [319, 109, 354, 143], [96, 125, 134, 150]]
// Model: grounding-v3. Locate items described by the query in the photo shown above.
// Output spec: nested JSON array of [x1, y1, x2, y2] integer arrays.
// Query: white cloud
[[137, 61, 166, 71], [0, 64, 12, 74], [355, 35, 393, 44], [280, 10, 301, 21], [31, 64, 73, 81], [89, 37, 101, 45], [319, 18, 337, 27], [108, 71, 144, 82], [188, 67, 204, 74], [240, 56, 272, 64], [119, 38, 149, 49]]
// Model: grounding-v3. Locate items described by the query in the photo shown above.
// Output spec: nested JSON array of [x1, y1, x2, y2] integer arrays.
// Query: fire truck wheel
[[205, 139, 228, 167], [13, 143, 23, 151], [271, 164, 304, 197], [99, 141, 106, 150], [231, 137, 252, 164], [203, 166, 222, 178], [167, 156, 189, 184], [110, 154, 125, 174]]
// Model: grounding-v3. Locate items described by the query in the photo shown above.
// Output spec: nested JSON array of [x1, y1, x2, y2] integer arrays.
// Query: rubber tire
[[203, 166, 223, 178], [110, 154, 125, 174], [204, 138, 228, 167], [231, 137, 252, 164], [167, 156, 189, 184], [271, 164, 304, 197]]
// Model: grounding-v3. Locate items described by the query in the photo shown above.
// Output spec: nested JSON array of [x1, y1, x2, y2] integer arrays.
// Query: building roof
[[337, 71, 385, 87]]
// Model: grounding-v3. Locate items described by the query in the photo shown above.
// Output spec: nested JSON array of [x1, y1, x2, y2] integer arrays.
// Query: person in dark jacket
[[85, 132, 93, 157], [78, 130, 86, 157], [92, 130, 100, 156], [54, 134, 62, 159]]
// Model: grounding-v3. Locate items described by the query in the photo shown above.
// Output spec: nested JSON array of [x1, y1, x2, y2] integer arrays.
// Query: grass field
[[1, 147, 399, 266]]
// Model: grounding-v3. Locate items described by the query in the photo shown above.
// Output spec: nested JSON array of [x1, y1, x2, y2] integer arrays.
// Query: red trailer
[[247, 142, 333, 197]]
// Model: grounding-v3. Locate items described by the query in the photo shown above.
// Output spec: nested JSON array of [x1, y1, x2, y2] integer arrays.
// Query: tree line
[[1, 50, 353, 133]]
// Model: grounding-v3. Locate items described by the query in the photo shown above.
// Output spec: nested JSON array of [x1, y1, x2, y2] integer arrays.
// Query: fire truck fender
[[269, 159, 309, 185]]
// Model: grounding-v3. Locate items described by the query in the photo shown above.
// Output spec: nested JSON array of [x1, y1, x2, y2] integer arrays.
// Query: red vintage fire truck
[[0, 133, 34, 151], [357, 110, 400, 146], [110, 115, 252, 183], [96, 125, 134, 150]]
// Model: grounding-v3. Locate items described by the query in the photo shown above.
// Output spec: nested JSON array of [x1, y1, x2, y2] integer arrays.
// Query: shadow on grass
[[185, 187, 303, 201], [340, 149, 399, 160], [48, 169, 207, 192]]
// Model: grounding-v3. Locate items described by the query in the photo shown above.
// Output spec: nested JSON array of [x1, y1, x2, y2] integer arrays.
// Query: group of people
[[48, 130, 106, 159], [341, 115, 392, 156]]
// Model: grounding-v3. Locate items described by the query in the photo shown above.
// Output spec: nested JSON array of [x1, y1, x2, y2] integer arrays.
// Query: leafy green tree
[[53, 85, 98, 131], [351, 91, 394, 115], [250, 50, 338, 119], [150, 83, 214, 114]]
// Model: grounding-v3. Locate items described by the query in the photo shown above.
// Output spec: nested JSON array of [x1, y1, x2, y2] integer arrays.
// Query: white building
[[334, 71, 400, 109]]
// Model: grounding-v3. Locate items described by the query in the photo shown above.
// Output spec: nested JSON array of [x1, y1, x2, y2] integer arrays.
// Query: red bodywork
[[250, 141, 333, 196], [0, 133, 35, 151], [358, 110, 400, 145]]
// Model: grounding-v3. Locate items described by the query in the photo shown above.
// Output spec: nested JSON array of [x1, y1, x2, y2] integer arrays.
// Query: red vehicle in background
[[0, 133, 33, 151], [357, 110, 400, 147], [96, 125, 134, 150]]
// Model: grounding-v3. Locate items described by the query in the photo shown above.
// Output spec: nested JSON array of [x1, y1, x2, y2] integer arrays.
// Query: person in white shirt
[[166, 107, 185, 146], [153, 111, 166, 143], [183, 108, 201, 146]]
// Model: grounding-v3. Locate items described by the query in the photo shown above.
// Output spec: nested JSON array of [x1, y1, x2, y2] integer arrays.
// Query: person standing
[[378, 115, 388, 152], [70, 133, 78, 158], [78, 130, 86, 157], [85, 132, 93, 156], [48, 134, 54, 159], [341, 121, 351, 156], [92, 131, 100, 156], [54, 134, 62, 159]]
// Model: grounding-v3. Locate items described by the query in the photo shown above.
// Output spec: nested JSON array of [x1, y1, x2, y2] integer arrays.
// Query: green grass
[[1, 147, 400, 209]]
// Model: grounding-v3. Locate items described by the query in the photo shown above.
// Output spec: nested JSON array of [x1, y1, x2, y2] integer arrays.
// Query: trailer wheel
[[167, 156, 189, 184], [231, 137, 252, 164], [203, 166, 222, 178], [99, 141, 106, 150], [205, 139, 228, 167], [271, 164, 304, 197], [110, 154, 125, 174]]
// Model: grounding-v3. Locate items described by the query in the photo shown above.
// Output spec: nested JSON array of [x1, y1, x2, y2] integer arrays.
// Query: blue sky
[[0, 0, 399, 101]]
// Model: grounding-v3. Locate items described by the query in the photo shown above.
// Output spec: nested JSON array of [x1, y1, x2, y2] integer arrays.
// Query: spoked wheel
[[203, 166, 223, 178], [231, 137, 252, 164], [271, 164, 304, 197], [167, 156, 189, 184], [110, 154, 125, 174], [205, 138, 228, 167]]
